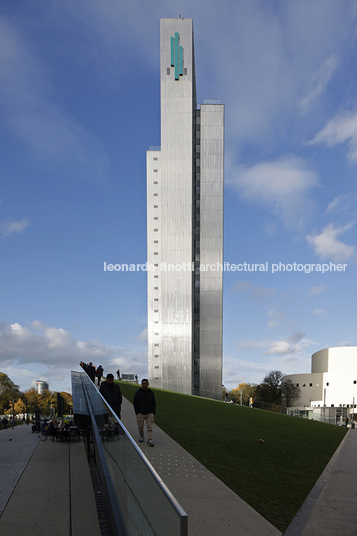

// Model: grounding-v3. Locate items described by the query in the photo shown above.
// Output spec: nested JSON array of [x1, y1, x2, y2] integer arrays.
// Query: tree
[[222, 385, 227, 401], [0, 373, 21, 414], [258, 370, 285, 404], [21, 388, 73, 417], [232, 383, 257, 404], [22, 387, 42, 414], [61, 392, 73, 415], [14, 397, 26, 415], [281, 379, 301, 407]]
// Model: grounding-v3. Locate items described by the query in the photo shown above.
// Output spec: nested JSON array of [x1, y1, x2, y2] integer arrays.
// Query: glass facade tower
[[147, 18, 224, 400]]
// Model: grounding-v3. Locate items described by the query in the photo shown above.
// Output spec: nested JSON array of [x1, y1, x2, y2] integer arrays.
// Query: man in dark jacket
[[99, 374, 122, 418], [133, 379, 156, 447], [86, 362, 96, 383]]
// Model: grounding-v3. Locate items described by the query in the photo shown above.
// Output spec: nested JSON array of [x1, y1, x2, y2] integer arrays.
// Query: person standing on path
[[99, 374, 123, 419], [95, 365, 104, 386], [133, 379, 156, 447], [87, 362, 96, 383]]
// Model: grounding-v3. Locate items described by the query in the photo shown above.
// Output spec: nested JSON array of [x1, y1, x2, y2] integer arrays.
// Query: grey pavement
[[120, 396, 281, 536], [1, 406, 355, 536], [0, 423, 41, 516], [284, 427, 357, 536], [0, 424, 101, 536]]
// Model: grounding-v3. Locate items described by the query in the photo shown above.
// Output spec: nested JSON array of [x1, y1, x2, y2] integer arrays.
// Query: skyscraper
[[147, 18, 224, 400]]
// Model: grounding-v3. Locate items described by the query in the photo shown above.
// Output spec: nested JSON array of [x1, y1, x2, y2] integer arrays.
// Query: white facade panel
[[199, 104, 224, 400]]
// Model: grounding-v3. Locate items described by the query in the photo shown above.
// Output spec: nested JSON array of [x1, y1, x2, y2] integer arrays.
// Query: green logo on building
[[171, 32, 183, 80]]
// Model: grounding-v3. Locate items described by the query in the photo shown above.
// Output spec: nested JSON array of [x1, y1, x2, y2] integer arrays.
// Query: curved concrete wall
[[311, 348, 328, 373]]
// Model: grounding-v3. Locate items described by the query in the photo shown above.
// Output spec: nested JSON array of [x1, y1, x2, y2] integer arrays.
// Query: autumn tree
[[232, 383, 257, 404], [21, 388, 72, 417], [14, 397, 27, 415], [22, 388, 42, 413], [0, 373, 21, 414]]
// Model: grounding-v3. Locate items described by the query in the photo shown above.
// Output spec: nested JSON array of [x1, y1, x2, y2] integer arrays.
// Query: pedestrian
[[345, 416, 349, 427], [135, 374, 138, 383], [99, 374, 123, 419], [86, 362, 96, 383], [133, 379, 156, 447], [96, 365, 104, 386]]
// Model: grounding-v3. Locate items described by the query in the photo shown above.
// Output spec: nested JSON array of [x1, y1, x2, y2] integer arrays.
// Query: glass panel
[[77, 373, 187, 536]]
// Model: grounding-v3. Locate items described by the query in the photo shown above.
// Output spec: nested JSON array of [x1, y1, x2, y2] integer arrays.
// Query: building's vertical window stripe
[[179, 46, 183, 75], [174, 32, 179, 80], [171, 37, 174, 66]]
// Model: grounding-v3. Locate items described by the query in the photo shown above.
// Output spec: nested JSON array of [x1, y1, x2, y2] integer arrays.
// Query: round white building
[[283, 347, 357, 409]]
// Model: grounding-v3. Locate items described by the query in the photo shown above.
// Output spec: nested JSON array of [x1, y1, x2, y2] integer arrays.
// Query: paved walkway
[[120, 397, 281, 536], [0, 424, 101, 536], [284, 427, 357, 536], [0, 424, 40, 516], [1, 408, 355, 536]]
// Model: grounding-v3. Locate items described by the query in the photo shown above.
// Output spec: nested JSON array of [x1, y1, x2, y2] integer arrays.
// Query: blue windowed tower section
[[171, 32, 183, 80]]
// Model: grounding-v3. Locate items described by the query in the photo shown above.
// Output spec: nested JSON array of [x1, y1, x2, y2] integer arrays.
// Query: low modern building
[[283, 347, 357, 412]]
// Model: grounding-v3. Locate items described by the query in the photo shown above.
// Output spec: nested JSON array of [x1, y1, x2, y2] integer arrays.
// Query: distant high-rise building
[[147, 18, 224, 400], [37, 380, 49, 394]]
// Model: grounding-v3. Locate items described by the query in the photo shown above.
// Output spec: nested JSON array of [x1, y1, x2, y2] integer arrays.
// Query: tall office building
[[147, 18, 224, 400]]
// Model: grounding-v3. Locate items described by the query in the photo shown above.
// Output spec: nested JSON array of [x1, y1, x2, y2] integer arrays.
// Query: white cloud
[[326, 193, 357, 214], [230, 333, 314, 387], [311, 308, 327, 319], [309, 108, 357, 163], [307, 285, 327, 296], [0, 321, 148, 392], [237, 333, 311, 356], [266, 333, 309, 354], [229, 156, 319, 229], [137, 329, 148, 342], [266, 340, 292, 355], [298, 54, 338, 112], [306, 222, 356, 262], [1, 218, 31, 239]]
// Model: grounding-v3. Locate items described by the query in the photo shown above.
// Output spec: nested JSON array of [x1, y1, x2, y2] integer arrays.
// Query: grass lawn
[[118, 381, 347, 532]]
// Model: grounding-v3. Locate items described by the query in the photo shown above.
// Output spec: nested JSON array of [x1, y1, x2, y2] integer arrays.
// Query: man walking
[[134, 379, 156, 447], [99, 374, 122, 419]]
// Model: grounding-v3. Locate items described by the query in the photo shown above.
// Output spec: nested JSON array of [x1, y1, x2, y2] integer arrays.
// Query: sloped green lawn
[[118, 381, 346, 532]]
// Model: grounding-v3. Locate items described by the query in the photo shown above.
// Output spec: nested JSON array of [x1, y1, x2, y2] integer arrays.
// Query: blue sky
[[1, 0, 357, 395]]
